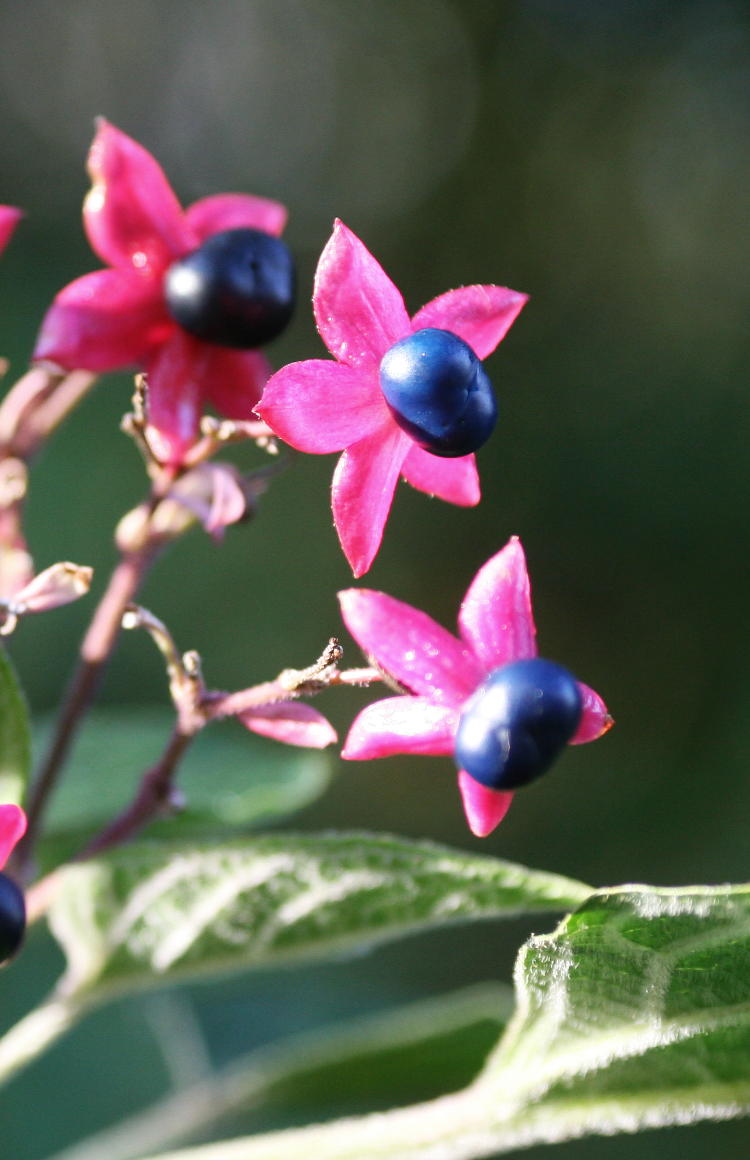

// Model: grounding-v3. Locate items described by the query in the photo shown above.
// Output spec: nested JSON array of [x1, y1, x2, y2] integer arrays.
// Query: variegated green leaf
[[47, 833, 589, 998], [125, 883, 750, 1160]]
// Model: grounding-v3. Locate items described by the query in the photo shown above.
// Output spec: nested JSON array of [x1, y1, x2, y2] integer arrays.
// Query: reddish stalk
[[203, 665, 385, 722], [24, 725, 194, 922], [18, 539, 161, 871], [79, 725, 195, 858], [21, 640, 388, 918]]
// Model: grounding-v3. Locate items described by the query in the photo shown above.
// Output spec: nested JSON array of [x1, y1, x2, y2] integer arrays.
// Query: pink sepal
[[145, 331, 206, 465], [257, 360, 386, 453], [84, 119, 190, 271], [337, 536, 611, 837], [400, 445, 480, 506], [411, 285, 529, 361], [238, 702, 337, 748], [332, 423, 410, 578], [0, 804, 26, 869], [34, 269, 169, 371], [338, 588, 481, 705], [342, 696, 458, 760], [0, 207, 22, 255], [314, 220, 410, 368], [457, 770, 513, 838], [192, 345, 270, 421], [571, 682, 614, 744], [458, 537, 537, 672], [185, 193, 287, 241]]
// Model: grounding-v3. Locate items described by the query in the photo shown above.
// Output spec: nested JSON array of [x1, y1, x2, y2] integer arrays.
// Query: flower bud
[[13, 562, 93, 613]]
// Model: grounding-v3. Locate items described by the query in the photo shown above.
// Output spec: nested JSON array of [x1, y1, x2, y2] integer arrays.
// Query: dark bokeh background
[[1, 1, 749, 1156]]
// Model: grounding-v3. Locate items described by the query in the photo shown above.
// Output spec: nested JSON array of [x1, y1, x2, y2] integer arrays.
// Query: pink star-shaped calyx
[[0, 804, 26, 869], [338, 537, 612, 837], [34, 120, 289, 466], [256, 221, 528, 576], [0, 207, 22, 256]]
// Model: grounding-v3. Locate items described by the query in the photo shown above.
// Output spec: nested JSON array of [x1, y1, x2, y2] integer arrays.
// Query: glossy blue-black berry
[[378, 328, 497, 458], [164, 228, 295, 349], [0, 872, 25, 965], [454, 658, 583, 791]]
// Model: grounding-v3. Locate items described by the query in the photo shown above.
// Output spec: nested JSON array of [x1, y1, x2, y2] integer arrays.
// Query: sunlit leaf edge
[[47, 832, 592, 1001], [123, 881, 750, 1160]]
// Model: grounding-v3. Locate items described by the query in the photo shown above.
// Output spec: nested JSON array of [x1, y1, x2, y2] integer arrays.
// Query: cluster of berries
[[0, 123, 612, 963]]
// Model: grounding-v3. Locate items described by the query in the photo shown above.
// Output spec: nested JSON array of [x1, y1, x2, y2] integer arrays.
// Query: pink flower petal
[[0, 207, 22, 255], [570, 681, 614, 745], [457, 770, 513, 838], [195, 345, 271, 421], [257, 360, 386, 453], [0, 804, 26, 869], [169, 463, 247, 539], [332, 422, 410, 577], [185, 193, 287, 241], [313, 220, 410, 368], [411, 285, 529, 361], [342, 696, 458, 760], [34, 269, 170, 371], [84, 119, 191, 272], [238, 701, 337, 748], [144, 331, 207, 465], [338, 589, 482, 706], [458, 537, 537, 672], [400, 445, 480, 506]]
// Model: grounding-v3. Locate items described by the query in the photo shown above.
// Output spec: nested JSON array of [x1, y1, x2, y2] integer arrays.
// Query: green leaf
[[47, 833, 590, 998], [244, 983, 509, 1122], [45, 985, 510, 1160], [482, 882, 750, 1140], [126, 883, 750, 1160], [34, 708, 331, 861], [0, 643, 31, 805]]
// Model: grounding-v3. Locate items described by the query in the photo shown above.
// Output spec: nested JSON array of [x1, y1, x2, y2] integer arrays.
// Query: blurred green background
[[1, 0, 749, 1156]]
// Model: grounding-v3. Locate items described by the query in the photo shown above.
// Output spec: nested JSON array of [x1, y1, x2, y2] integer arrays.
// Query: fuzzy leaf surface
[[47, 833, 590, 998], [125, 883, 750, 1160]]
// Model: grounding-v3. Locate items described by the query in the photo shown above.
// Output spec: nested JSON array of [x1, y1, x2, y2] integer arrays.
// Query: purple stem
[[80, 725, 195, 857], [19, 541, 160, 871]]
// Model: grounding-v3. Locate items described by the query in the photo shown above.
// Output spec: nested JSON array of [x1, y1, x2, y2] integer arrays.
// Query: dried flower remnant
[[0, 562, 92, 636]]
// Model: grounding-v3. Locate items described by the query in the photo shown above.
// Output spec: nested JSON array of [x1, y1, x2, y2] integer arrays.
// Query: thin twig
[[203, 665, 385, 721], [78, 725, 195, 858]]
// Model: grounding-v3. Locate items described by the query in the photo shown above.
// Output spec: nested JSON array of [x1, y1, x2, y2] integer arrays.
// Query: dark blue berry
[[378, 328, 497, 458], [164, 228, 295, 349], [454, 658, 583, 791], [0, 872, 25, 965]]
